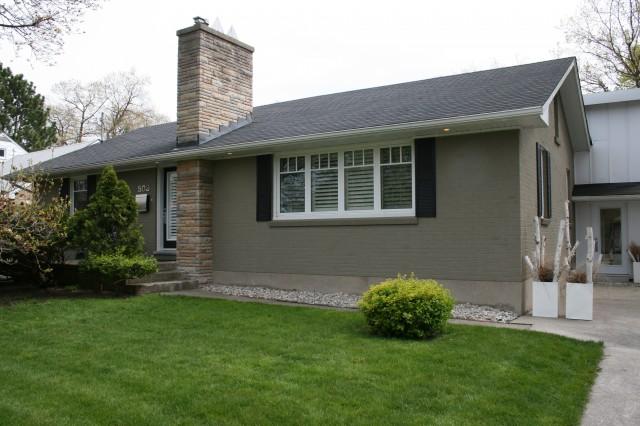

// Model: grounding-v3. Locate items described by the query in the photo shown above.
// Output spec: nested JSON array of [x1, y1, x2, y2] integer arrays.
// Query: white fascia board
[[540, 60, 576, 125], [44, 106, 544, 176]]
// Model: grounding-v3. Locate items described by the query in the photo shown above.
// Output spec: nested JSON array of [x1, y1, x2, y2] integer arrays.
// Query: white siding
[[577, 100, 640, 184]]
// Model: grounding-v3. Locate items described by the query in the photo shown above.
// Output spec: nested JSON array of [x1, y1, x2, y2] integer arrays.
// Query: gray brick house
[[37, 18, 591, 313]]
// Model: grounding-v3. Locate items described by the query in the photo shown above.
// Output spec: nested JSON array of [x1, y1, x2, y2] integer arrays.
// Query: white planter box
[[566, 282, 593, 321], [532, 281, 558, 318], [634, 262, 640, 284]]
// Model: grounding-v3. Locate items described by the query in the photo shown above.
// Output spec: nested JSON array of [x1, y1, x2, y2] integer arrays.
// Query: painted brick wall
[[210, 130, 522, 282], [519, 97, 575, 310]]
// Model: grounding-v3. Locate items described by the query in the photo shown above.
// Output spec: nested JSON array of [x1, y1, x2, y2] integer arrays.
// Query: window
[[165, 170, 178, 242], [0, 148, 5, 158], [344, 149, 374, 210], [71, 177, 88, 213], [275, 143, 414, 219], [380, 146, 412, 209], [536, 144, 551, 218], [311, 152, 338, 211], [279, 156, 305, 213]]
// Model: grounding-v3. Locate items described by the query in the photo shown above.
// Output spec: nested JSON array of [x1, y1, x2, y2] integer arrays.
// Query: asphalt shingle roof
[[38, 57, 574, 173]]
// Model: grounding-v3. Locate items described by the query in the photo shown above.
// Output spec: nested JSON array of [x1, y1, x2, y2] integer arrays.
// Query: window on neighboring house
[[71, 177, 88, 213], [275, 143, 414, 219], [536, 144, 551, 219], [0, 148, 5, 158]]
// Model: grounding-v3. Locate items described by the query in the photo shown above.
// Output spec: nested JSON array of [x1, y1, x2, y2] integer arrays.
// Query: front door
[[163, 168, 177, 249], [594, 203, 628, 276]]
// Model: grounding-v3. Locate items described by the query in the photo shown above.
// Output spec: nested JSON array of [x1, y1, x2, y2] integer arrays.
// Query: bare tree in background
[[566, 0, 640, 91], [49, 70, 168, 145], [0, 0, 103, 62], [101, 71, 167, 139], [51, 80, 105, 144]]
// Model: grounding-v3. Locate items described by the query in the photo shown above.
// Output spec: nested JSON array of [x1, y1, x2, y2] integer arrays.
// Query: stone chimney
[[176, 17, 254, 146]]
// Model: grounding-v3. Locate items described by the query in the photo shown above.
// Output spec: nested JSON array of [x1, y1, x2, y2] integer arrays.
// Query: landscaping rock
[[202, 284, 519, 323]]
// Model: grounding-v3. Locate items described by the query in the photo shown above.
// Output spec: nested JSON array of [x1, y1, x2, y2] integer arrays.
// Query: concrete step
[[157, 261, 177, 272], [127, 270, 184, 285], [126, 280, 199, 295]]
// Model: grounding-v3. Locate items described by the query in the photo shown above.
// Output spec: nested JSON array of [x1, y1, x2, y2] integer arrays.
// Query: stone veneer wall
[[176, 22, 254, 145], [176, 159, 214, 282]]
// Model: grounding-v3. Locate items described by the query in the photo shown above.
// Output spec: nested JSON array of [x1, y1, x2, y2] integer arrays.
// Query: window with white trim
[[274, 143, 414, 219], [71, 177, 88, 213], [0, 148, 5, 158]]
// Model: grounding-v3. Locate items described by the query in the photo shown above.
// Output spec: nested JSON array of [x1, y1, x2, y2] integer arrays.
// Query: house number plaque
[[137, 184, 150, 193]]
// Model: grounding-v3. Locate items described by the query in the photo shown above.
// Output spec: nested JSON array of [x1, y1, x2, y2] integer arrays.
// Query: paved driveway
[[514, 286, 640, 426]]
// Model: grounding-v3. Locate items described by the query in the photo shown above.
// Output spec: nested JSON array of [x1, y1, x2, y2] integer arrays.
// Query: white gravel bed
[[202, 284, 519, 323]]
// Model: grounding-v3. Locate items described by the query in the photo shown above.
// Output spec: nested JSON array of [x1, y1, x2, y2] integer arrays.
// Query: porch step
[[127, 270, 183, 284], [157, 261, 177, 272], [127, 280, 199, 295]]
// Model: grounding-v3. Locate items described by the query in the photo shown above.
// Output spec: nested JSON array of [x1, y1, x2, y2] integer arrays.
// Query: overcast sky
[[2, 0, 582, 120]]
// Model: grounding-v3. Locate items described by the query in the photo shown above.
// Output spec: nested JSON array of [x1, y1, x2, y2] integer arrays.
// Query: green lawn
[[0, 295, 602, 425]]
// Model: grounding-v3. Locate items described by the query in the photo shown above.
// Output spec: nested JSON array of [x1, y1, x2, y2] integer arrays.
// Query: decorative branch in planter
[[566, 226, 600, 321], [629, 242, 640, 284], [525, 216, 562, 318]]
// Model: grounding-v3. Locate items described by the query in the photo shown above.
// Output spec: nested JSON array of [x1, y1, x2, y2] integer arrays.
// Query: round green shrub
[[358, 275, 455, 339]]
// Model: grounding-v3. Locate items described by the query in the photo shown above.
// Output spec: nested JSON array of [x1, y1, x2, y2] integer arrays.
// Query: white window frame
[[70, 175, 88, 214], [273, 140, 415, 220], [0, 148, 5, 158]]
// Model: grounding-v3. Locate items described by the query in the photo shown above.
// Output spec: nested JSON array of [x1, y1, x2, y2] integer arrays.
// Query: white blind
[[345, 149, 373, 210], [166, 171, 178, 241], [381, 145, 412, 209], [311, 153, 338, 212]]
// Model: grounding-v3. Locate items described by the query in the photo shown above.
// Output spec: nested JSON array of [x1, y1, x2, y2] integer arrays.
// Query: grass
[[0, 295, 602, 425]]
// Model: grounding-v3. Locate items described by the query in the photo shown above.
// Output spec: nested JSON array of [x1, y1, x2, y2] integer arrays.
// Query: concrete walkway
[[513, 285, 640, 426]]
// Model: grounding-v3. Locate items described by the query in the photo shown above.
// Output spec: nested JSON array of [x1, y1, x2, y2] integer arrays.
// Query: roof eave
[[40, 106, 545, 176]]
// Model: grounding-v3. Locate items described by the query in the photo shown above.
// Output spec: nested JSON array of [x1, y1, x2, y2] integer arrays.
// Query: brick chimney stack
[[176, 17, 254, 146]]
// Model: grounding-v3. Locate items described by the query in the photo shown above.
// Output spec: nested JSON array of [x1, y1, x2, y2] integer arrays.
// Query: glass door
[[595, 204, 628, 276]]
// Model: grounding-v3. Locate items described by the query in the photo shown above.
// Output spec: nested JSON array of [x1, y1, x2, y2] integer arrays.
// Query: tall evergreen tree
[[0, 63, 56, 151]]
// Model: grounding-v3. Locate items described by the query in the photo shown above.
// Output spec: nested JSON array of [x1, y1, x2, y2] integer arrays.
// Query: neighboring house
[[0, 132, 28, 170], [0, 132, 28, 198], [1, 139, 97, 201], [574, 89, 640, 281], [36, 18, 591, 313]]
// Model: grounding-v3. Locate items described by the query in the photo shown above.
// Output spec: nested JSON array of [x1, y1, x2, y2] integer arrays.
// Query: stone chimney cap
[[193, 16, 209, 25]]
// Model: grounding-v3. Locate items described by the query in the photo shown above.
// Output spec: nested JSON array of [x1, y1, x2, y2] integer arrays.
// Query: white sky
[[2, 0, 582, 120]]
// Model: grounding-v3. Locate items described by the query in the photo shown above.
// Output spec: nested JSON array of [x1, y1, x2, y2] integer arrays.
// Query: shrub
[[358, 275, 454, 339], [80, 252, 158, 287], [69, 166, 144, 256], [0, 172, 69, 285]]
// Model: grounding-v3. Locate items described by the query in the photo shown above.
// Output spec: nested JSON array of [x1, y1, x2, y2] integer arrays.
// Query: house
[[574, 89, 640, 281], [36, 17, 592, 313], [1, 139, 97, 201], [0, 132, 28, 169]]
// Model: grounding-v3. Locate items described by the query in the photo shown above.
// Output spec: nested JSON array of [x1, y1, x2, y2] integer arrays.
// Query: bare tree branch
[[0, 0, 104, 62]]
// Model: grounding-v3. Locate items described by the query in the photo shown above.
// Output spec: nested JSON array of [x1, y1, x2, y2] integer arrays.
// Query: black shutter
[[536, 143, 542, 217], [256, 154, 273, 222], [60, 177, 70, 199], [544, 150, 552, 218], [414, 138, 436, 217], [87, 174, 98, 201]]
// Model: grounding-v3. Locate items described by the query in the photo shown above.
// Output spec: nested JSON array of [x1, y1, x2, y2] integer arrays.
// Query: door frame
[[156, 166, 177, 251], [592, 201, 629, 276]]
